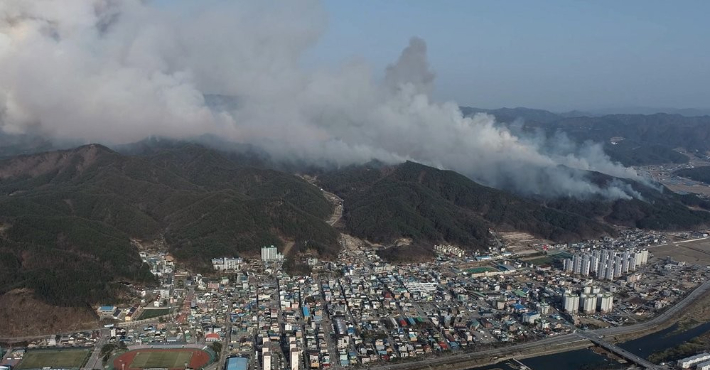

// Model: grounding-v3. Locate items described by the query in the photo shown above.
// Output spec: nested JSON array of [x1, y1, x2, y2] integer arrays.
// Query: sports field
[[466, 266, 496, 274], [131, 351, 192, 367], [113, 348, 211, 370], [17, 348, 90, 369], [137, 307, 170, 320]]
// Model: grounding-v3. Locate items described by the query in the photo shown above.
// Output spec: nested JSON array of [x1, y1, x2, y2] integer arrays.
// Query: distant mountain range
[[462, 107, 710, 165], [462, 106, 710, 120], [574, 107, 710, 117], [675, 166, 710, 186]]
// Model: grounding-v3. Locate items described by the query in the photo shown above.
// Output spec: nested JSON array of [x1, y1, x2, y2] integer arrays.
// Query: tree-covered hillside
[[675, 166, 710, 185], [318, 161, 710, 251], [0, 144, 337, 306], [318, 161, 614, 248]]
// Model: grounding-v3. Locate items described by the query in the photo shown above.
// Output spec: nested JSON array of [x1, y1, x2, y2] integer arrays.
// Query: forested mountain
[[675, 166, 710, 185], [1, 140, 709, 307], [602, 140, 689, 166], [317, 161, 710, 252], [318, 161, 613, 247], [0, 144, 337, 306], [530, 114, 710, 153]]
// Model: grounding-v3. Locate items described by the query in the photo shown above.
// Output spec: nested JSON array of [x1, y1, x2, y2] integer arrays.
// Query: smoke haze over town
[[0, 0, 655, 198]]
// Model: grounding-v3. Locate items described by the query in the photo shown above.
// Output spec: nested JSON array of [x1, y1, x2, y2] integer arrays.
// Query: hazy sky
[[0, 0, 650, 198], [304, 1, 710, 111]]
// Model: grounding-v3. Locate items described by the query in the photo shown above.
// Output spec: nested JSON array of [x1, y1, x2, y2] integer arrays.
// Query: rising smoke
[[0, 0, 644, 199]]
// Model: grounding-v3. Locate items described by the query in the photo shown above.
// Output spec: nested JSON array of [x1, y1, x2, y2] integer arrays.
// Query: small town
[[3, 229, 710, 370]]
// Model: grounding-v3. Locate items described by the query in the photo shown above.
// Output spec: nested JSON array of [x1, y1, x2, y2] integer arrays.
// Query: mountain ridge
[[0, 141, 708, 306]]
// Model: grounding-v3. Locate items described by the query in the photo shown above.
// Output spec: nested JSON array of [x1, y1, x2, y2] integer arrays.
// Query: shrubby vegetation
[[648, 333, 710, 364]]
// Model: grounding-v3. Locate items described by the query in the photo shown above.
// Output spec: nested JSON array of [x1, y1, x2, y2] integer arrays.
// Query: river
[[470, 321, 710, 370]]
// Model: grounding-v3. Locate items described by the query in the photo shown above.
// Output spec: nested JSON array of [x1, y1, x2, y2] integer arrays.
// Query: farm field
[[652, 238, 710, 264]]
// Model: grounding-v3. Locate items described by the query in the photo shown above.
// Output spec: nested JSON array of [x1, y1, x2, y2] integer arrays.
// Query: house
[[205, 333, 221, 342]]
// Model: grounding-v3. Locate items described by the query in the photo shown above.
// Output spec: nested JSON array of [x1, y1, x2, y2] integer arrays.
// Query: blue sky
[[305, 1, 710, 111]]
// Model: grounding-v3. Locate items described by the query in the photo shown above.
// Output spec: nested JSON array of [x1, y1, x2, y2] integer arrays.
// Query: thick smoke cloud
[[0, 0, 644, 199]]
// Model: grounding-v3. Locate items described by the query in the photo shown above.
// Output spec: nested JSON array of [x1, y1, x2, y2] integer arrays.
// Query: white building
[[263, 353, 272, 370], [211, 257, 242, 271], [581, 293, 597, 314], [634, 249, 649, 266], [599, 293, 614, 313], [697, 359, 710, 370], [563, 258, 573, 273], [573, 254, 583, 275], [679, 353, 710, 368], [261, 245, 284, 262], [564, 292, 579, 313], [291, 348, 300, 370], [581, 254, 591, 276], [614, 256, 623, 277]]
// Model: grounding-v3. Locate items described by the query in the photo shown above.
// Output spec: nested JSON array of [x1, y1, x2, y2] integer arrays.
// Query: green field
[[130, 351, 193, 368], [466, 267, 497, 274], [526, 256, 556, 265], [137, 307, 170, 320], [17, 349, 90, 369]]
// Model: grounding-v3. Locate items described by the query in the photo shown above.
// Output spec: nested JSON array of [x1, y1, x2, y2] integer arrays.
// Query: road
[[82, 329, 109, 370], [595, 279, 710, 338]]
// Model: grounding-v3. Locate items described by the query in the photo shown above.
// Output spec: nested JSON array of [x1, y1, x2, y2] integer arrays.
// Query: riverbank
[[426, 338, 593, 370], [606, 283, 710, 344]]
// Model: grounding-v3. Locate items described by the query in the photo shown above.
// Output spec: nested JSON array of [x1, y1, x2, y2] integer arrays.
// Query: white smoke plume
[[0, 0, 644, 199]]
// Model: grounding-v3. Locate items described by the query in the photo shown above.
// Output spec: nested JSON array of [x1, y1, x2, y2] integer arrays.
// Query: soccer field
[[130, 351, 193, 368], [17, 349, 90, 369]]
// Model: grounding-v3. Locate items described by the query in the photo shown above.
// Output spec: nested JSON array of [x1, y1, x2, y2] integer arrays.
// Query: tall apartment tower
[[581, 254, 591, 276], [614, 256, 623, 277], [599, 293, 614, 313], [564, 292, 580, 313], [573, 254, 583, 275]]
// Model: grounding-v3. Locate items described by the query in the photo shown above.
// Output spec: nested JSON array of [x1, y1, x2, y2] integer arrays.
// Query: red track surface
[[113, 348, 210, 370]]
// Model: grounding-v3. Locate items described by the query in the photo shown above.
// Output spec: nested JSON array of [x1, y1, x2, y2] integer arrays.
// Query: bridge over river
[[577, 331, 662, 369]]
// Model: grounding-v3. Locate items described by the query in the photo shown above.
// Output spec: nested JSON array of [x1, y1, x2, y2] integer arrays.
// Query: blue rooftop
[[227, 357, 249, 370]]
